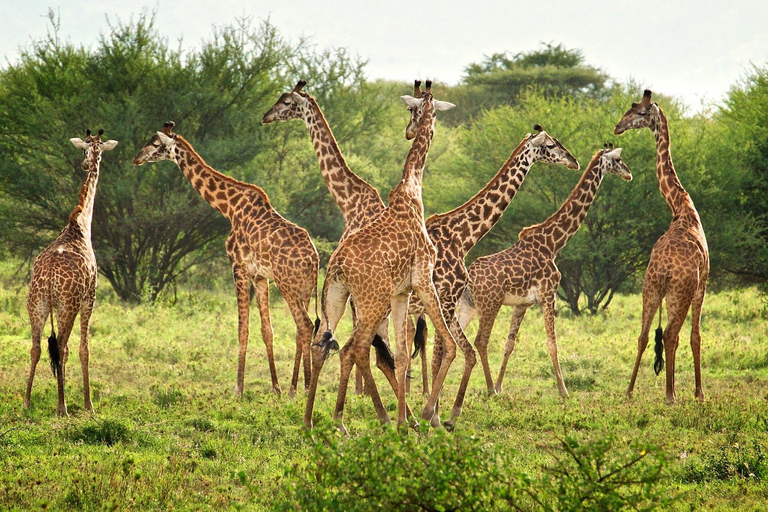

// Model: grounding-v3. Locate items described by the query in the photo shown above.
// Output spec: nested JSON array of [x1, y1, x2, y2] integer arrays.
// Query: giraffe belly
[[503, 287, 538, 307], [244, 254, 274, 280]]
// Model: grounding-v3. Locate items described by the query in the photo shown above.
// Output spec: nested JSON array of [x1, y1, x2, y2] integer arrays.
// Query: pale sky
[[2, 1, 767, 113]]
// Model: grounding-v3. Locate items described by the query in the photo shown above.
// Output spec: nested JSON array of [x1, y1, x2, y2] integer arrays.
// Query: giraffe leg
[[24, 309, 46, 409], [253, 277, 281, 395], [79, 292, 95, 412], [333, 317, 390, 433], [495, 305, 527, 394], [446, 308, 477, 423], [232, 266, 251, 397], [304, 277, 349, 430], [664, 288, 694, 405], [472, 306, 501, 393], [54, 312, 77, 417], [370, 317, 415, 422], [349, 300, 364, 396], [419, 317, 430, 396], [284, 294, 314, 397], [690, 283, 707, 401], [391, 294, 411, 428], [405, 315, 413, 395], [627, 287, 662, 398], [541, 295, 568, 397], [412, 281, 457, 424]]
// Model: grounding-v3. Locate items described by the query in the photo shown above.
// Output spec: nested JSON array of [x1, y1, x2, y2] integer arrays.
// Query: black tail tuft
[[412, 316, 427, 359], [312, 318, 321, 339], [372, 334, 395, 370], [653, 327, 664, 376], [313, 330, 339, 361], [48, 331, 61, 379]]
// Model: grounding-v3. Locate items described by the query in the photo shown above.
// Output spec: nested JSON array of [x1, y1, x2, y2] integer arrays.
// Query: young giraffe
[[615, 90, 709, 404], [407, 126, 580, 425], [25, 129, 118, 416], [133, 123, 319, 397], [457, 146, 633, 396], [305, 81, 457, 431]]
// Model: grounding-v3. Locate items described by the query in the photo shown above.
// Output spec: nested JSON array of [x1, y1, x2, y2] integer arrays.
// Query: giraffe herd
[[23, 84, 708, 430]]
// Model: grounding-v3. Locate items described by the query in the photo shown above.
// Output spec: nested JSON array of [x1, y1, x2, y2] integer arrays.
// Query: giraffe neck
[[302, 96, 383, 224], [651, 108, 694, 217], [70, 157, 101, 241], [173, 136, 268, 219], [520, 152, 605, 255], [428, 138, 535, 254], [389, 99, 436, 210]]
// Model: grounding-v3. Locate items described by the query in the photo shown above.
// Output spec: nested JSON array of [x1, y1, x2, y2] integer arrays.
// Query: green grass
[[1, 260, 767, 509]]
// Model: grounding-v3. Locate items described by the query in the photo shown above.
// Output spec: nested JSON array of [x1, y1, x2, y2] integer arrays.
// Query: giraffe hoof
[[430, 414, 442, 429], [443, 419, 455, 432], [491, 387, 501, 396], [336, 422, 348, 436]]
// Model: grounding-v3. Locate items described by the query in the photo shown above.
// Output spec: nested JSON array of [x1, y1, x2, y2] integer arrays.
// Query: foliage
[[444, 43, 612, 125], [681, 440, 767, 483], [275, 425, 511, 511], [512, 436, 668, 511]]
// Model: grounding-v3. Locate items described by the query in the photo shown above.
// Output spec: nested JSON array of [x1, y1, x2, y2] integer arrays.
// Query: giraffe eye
[[283, 100, 291, 106], [546, 144, 556, 149]]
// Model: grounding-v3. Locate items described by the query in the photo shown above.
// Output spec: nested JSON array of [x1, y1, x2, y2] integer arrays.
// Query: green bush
[[69, 418, 133, 446], [269, 426, 667, 512], [681, 440, 767, 483]]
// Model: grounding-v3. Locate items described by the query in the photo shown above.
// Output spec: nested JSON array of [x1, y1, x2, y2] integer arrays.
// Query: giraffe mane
[[173, 135, 273, 204], [517, 149, 603, 241]]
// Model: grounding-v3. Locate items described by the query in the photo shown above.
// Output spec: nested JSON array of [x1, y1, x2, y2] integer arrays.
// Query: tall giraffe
[[25, 129, 118, 416], [615, 89, 709, 404], [262, 80, 453, 395], [133, 123, 319, 397], [261, 80, 385, 239], [408, 126, 580, 425], [457, 146, 632, 396], [304, 81, 457, 432]]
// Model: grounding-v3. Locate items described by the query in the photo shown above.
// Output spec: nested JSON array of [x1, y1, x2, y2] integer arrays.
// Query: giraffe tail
[[653, 302, 664, 376], [411, 315, 427, 359], [48, 330, 61, 379], [312, 281, 320, 339], [372, 334, 395, 370], [314, 331, 339, 361]]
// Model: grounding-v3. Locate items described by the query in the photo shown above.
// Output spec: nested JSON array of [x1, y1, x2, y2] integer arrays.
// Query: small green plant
[[151, 387, 185, 408], [510, 436, 668, 511], [69, 418, 133, 446], [682, 441, 766, 483]]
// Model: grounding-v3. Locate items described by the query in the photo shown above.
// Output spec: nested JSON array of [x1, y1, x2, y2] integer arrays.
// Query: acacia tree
[[0, 12, 295, 301]]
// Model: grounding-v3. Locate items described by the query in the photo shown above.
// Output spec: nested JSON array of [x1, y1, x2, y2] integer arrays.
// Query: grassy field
[[1, 260, 767, 510]]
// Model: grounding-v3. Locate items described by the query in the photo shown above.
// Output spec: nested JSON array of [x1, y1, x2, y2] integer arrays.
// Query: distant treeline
[[1, 12, 766, 312]]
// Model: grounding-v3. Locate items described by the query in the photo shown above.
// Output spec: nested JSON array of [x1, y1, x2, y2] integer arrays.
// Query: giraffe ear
[[605, 147, 623, 159], [156, 131, 174, 145], [102, 140, 119, 151], [291, 91, 308, 104], [530, 131, 548, 146], [70, 138, 89, 150], [434, 100, 456, 111], [400, 95, 422, 108]]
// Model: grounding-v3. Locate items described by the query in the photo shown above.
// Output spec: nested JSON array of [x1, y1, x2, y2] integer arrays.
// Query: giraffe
[[407, 125, 580, 425], [133, 122, 319, 397], [304, 81, 457, 432], [456, 146, 632, 396], [25, 129, 118, 416], [615, 89, 709, 404], [262, 80, 451, 396]]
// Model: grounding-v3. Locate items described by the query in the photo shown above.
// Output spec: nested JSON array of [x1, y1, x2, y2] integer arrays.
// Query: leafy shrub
[[69, 418, 132, 446], [269, 426, 667, 512], [681, 441, 767, 483], [513, 436, 668, 511]]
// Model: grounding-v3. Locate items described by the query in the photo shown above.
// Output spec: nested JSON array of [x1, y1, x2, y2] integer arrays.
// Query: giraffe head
[[400, 80, 455, 140], [70, 129, 118, 171], [261, 80, 311, 124], [613, 89, 661, 135], [596, 143, 633, 181], [527, 125, 580, 170], [132, 122, 179, 165]]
